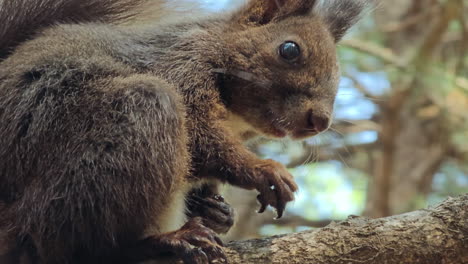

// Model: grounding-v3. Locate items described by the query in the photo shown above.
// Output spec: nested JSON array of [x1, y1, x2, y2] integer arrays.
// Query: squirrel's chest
[[223, 111, 258, 141]]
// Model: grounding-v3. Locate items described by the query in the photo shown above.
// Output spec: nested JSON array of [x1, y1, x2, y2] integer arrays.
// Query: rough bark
[[223, 194, 467, 264]]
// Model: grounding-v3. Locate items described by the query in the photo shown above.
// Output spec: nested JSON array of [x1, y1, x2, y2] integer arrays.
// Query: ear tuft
[[233, 0, 317, 26], [318, 0, 372, 42]]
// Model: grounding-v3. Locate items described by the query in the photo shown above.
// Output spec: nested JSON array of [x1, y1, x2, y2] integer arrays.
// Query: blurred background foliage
[[180, 0, 468, 240]]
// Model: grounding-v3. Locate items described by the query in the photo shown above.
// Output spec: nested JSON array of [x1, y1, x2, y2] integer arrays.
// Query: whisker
[[320, 133, 351, 168], [329, 127, 345, 137], [334, 119, 359, 126], [302, 141, 316, 165], [336, 151, 349, 168], [308, 137, 321, 163]]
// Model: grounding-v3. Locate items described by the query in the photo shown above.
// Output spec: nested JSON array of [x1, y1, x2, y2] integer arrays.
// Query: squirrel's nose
[[307, 110, 330, 133]]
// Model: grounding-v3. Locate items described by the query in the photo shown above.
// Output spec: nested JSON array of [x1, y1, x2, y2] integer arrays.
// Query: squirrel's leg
[[120, 217, 226, 264], [119, 184, 228, 264], [185, 103, 298, 218], [0, 215, 28, 264], [186, 183, 235, 234]]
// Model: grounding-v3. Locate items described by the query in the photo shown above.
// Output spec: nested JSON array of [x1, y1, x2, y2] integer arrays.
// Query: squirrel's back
[[0, 0, 157, 59]]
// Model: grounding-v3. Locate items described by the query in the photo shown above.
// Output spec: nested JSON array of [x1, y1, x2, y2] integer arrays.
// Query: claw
[[184, 248, 209, 264], [253, 159, 298, 219], [141, 218, 227, 264], [275, 207, 284, 219], [204, 245, 227, 262], [214, 235, 224, 247], [256, 194, 267, 213], [213, 194, 225, 202]]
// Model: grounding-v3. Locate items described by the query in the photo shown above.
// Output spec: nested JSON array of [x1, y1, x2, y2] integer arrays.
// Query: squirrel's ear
[[319, 0, 370, 42], [233, 0, 317, 26]]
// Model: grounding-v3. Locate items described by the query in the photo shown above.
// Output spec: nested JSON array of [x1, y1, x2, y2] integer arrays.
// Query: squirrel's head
[[217, 0, 369, 139]]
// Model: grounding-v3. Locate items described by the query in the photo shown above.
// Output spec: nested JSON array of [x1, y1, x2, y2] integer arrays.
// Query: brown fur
[[0, 0, 369, 263]]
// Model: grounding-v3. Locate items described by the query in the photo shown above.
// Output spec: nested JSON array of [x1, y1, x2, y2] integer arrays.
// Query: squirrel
[[0, 0, 369, 263]]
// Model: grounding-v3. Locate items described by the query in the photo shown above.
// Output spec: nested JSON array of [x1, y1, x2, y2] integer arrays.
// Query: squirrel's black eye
[[279, 41, 301, 61]]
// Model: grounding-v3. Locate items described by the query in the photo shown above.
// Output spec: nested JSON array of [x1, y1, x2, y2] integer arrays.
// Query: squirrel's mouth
[[264, 126, 319, 140], [260, 116, 288, 139], [265, 120, 320, 140], [263, 107, 330, 140], [290, 129, 319, 140]]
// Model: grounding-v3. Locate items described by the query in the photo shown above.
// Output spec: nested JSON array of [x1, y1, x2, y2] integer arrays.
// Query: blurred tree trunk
[[365, 0, 464, 217]]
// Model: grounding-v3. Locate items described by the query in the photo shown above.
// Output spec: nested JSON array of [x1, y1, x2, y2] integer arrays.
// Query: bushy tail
[[0, 0, 151, 59]]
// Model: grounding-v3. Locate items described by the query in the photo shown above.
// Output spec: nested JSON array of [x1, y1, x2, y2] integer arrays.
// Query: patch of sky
[[350, 70, 391, 96], [257, 140, 306, 165], [259, 223, 315, 236], [286, 162, 367, 220], [259, 224, 296, 236], [457, 174, 468, 186], [188, 0, 239, 11], [428, 162, 468, 206], [335, 78, 379, 120], [345, 130, 378, 145]]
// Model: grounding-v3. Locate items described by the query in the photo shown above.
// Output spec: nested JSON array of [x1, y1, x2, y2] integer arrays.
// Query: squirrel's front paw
[[187, 193, 235, 234], [254, 159, 298, 218]]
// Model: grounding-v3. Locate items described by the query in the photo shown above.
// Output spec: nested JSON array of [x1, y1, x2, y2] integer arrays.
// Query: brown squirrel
[[0, 0, 369, 263]]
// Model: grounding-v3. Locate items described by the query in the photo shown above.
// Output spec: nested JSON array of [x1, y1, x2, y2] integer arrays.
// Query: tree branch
[[416, 0, 463, 65], [224, 194, 468, 264], [285, 141, 376, 168], [158, 195, 467, 264], [340, 39, 406, 68], [380, 5, 439, 33]]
